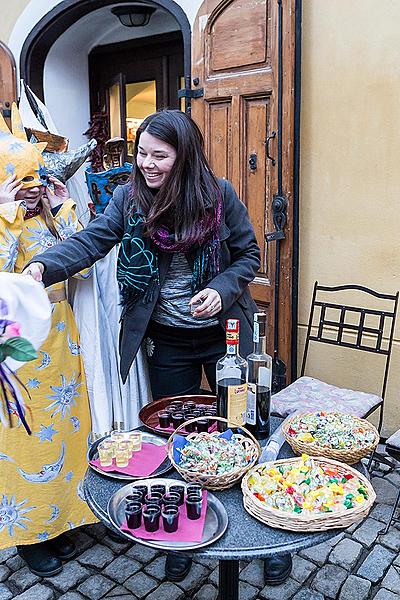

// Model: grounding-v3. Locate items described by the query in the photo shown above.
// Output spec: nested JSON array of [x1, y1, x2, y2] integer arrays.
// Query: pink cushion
[[271, 376, 382, 418]]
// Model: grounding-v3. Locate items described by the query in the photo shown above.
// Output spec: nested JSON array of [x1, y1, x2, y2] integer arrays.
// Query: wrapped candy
[[286, 412, 376, 450], [248, 454, 370, 515], [175, 431, 251, 475]]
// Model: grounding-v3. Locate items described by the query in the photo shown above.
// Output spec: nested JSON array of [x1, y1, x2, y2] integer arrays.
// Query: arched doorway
[[19, 0, 191, 102], [18, 1, 191, 157]]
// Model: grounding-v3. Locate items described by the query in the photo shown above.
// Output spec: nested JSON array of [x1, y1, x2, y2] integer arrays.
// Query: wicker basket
[[282, 412, 379, 465], [242, 457, 376, 532], [167, 416, 261, 491]]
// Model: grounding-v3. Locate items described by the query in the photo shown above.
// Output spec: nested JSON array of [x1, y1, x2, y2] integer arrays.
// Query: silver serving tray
[[87, 432, 172, 481], [107, 477, 228, 551]]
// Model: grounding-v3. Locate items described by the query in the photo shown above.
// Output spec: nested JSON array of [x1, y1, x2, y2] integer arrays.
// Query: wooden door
[[0, 42, 17, 128], [191, 0, 296, 380]]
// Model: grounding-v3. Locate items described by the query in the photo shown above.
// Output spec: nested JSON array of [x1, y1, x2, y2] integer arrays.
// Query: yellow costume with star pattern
[[0, 107, 96, 549]]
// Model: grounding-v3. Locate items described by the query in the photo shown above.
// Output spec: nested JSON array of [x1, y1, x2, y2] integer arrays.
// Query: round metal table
[[83, 418, 347, 600]]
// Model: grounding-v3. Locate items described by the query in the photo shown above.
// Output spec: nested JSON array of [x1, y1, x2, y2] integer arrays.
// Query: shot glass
[[119, 440, 132, 459], [186, 483, 203, 498], [151, 484, 166, 497], [101, 438, 116, 457], [184, 401, 196, 410], [125, 502, 142, 529], [144, 492, 163, 507], [169, 400, 184, 411], [196, 419, 209, 433], [115, 445, 130, 468], [158, 412, 171, 428], [132, 485, 148, 504], [162, 492, 180, 507], [169, 485, 185, 506], [125, 492, 143, 506], [182, 415, 196, 432], [171, 413, 184, 428], [97, 441, 113, 467], [162, 505, 180, 533], [143, 505, 161, 532], [110, 430, 125, 444], [186, 494, 203, 520], [129, 431, 142, 452]]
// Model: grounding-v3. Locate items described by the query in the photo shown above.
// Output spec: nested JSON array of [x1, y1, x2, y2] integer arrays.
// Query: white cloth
[[0, 273, 51, 372], [69, 247, 152, 437]]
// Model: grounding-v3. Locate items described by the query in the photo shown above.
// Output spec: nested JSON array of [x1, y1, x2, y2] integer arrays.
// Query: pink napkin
[[90, 442, 167, 476], [155, 422, 218, 434], [121, 491, 208, 542]]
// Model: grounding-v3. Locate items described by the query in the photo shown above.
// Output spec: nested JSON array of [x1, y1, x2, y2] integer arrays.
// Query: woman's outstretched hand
[[190, 288, 222, 318], [22, 262, 44, 282]]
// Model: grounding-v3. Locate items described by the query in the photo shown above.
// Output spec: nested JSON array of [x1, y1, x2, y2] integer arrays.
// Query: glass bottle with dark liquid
[[216, 319, 247, 430], [246, 312, 272, 439]]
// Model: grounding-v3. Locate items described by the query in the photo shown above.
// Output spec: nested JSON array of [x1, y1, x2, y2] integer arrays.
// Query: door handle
[[264, 131, 276, 166]]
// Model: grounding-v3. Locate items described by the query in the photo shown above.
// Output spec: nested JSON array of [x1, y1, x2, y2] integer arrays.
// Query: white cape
[[69, 247, 152, 437]]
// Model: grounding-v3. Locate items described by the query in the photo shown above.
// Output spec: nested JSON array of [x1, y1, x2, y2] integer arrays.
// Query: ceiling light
[[111, 5, 156, 27]]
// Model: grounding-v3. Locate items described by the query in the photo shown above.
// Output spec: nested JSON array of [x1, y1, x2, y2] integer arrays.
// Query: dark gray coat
[[34, 179, 261, 382]]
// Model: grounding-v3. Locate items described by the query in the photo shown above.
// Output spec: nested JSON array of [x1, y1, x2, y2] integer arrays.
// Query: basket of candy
[[167, 416, 260, 490], [282, 412, 379, 465], [242, 454, 376, 531]]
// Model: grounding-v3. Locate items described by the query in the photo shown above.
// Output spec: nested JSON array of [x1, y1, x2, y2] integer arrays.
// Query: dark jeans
[[144, 321, 226, 400]]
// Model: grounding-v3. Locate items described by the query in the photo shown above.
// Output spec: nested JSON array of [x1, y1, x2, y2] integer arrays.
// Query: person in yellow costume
[[0, 104, 97, 576]]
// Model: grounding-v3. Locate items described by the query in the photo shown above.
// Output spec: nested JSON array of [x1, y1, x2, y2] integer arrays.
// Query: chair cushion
[[386, 428, 400, 450], [271, 376, 382, 418]]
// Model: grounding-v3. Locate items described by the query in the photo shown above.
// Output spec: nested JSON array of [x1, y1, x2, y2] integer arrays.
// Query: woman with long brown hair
[[24, 110, 291, 584]]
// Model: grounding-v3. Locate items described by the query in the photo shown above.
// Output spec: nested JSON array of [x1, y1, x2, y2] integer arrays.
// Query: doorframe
[[19, 0, 192, 102]]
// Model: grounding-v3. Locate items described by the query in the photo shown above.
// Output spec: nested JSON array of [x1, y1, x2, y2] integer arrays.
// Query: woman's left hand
[[44, 176, 69, 208], [190, 288, 222, 318]]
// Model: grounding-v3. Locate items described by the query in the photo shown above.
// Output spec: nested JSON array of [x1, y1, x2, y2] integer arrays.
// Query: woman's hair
[[131, 110, 221, 244]]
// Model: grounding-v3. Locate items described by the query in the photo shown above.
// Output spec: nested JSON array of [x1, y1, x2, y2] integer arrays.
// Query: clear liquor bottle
[[216, 319, 248, 429], [246, 312, 272, 439]]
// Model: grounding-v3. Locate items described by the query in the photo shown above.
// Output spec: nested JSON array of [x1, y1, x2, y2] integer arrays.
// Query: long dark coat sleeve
[[29, 186, 126, 287]]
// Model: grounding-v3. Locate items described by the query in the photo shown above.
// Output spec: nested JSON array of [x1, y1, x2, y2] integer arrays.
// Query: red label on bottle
[[226, 319, 239, 345]]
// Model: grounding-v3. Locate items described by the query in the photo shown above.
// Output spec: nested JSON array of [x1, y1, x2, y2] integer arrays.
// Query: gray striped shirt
[[152, 253, 219, 328]]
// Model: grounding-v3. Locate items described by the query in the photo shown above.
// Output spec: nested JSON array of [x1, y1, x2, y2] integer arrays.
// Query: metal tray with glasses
[[107, 478, 229, 551], [87, 432, 173, 481]]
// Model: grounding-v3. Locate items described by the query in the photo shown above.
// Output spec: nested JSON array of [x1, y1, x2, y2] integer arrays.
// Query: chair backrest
[[301, 283, 399, 401]]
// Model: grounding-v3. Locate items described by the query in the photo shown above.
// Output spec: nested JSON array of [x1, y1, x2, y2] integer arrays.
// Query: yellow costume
[[0, 199, 97, 549]]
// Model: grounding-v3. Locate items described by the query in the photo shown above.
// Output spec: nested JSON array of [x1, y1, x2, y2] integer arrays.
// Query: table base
[[218, 559, 239, 600]]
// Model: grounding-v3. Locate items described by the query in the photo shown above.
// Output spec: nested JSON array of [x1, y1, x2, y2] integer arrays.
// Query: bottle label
[[227, 383, 247, 426], [226, 319, 239, 347], [246, 382, 256, 425], [253, 321, 260, 343]]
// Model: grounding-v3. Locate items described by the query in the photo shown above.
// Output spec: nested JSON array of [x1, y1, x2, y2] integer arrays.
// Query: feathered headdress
[[0, 103, 48, 188]]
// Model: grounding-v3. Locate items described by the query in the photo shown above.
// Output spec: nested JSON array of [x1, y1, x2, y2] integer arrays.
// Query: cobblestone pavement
[[1, 462, 400, 599]]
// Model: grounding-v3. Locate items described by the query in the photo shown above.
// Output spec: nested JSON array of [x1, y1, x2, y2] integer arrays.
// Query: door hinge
[[178, 88, 204, 99]]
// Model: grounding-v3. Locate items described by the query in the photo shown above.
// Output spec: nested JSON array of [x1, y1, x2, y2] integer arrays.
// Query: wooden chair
[[271, 283, 399, 433]]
